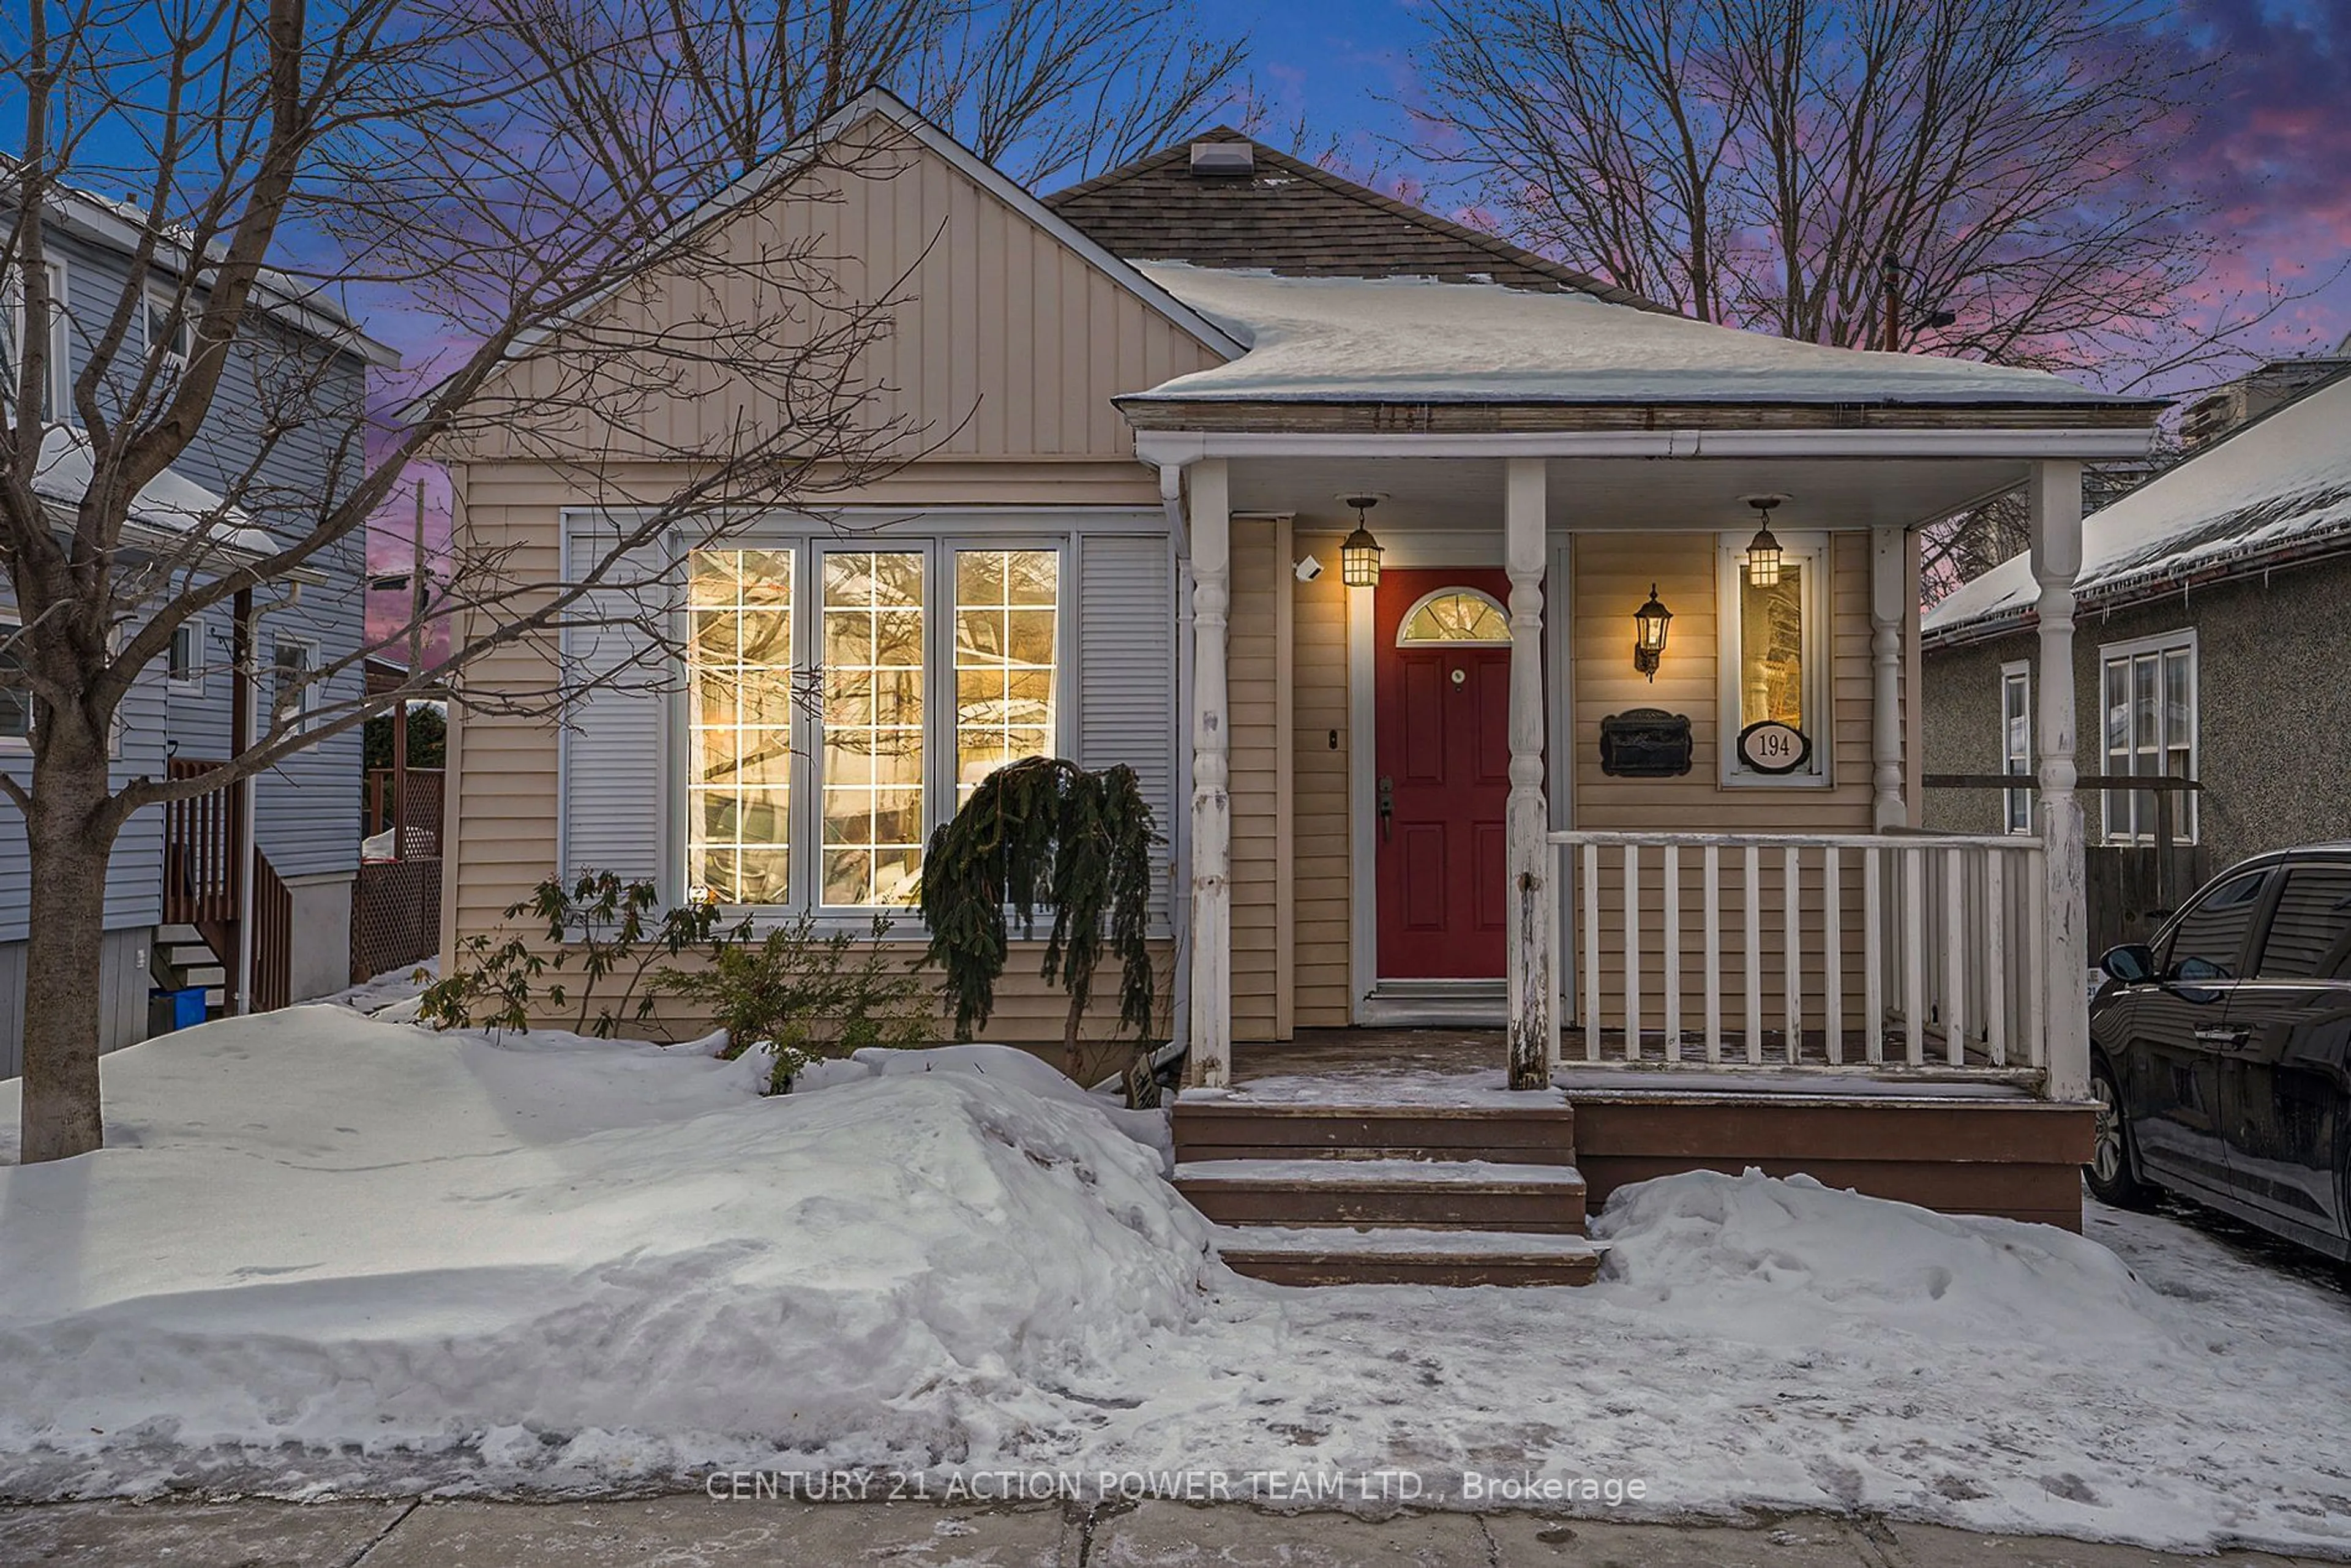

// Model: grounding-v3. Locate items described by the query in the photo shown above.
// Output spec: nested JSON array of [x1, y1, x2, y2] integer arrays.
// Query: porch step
[[1173, 1098, 1578, 1165], [1210, 1225, 1604, 1288], [1175, 1158, 1588, 1233], [158, 923, 204, 946]]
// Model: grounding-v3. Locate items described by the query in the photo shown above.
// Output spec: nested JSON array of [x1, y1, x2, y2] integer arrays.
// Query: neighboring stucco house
[[440, 93, 2164, 1240], [1921, 367, 2351, 947], [0, 184, 398, 1075]]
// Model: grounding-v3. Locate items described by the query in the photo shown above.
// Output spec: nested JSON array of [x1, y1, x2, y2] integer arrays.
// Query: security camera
[[1293, 555, 1324, 583]]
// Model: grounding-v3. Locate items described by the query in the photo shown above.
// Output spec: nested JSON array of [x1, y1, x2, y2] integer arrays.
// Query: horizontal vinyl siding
[[1568, 531, 1880, 1029], [1291, 534, 1352, 1026], [1227, 519, 1283, 1043]]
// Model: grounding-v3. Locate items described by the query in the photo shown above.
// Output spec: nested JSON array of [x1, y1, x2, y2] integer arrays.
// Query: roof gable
[[1044, 131, 1670, 314]]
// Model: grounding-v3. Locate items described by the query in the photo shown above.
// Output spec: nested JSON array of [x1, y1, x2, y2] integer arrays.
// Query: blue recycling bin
[[149, 985, 208, 1035]]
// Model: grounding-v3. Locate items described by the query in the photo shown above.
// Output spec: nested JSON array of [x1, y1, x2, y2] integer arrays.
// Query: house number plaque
[[1737, 719, 1812, 775]]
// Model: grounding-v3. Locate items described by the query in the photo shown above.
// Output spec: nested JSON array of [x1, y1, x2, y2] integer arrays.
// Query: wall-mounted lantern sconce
[[1740, 493, 1790, 588], [1339, 493, 1384, 588], [1632, 583, 1672, 681]]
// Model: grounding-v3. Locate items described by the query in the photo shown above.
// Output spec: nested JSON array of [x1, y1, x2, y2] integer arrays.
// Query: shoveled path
[[0, 1498, 2341, 1567]]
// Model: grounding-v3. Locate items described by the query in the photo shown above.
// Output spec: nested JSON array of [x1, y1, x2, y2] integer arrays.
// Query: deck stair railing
[[1547, 830, 2046, 1080], [161, 756, 294, 1015]]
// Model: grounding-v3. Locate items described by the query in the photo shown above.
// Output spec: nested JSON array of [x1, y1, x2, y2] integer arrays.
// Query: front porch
[[1156, 445, 2109, 1111], [1175, 1027, 2093, 1286]]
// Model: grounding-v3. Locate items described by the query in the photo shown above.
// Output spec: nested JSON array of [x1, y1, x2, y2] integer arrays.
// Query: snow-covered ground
[[2, 1003, 2347, 1555]]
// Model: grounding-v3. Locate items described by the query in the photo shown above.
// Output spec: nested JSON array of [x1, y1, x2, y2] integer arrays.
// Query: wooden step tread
[[1176, 1158, 1585, 1191], [1178, 1096, 1571, 1119], [1212, 1225, 1604, 1287]]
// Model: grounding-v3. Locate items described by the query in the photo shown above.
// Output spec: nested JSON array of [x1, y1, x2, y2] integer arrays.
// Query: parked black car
[[2087, 846, 2351, 1260]]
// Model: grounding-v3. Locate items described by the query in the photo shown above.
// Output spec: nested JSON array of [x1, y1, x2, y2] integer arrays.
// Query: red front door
[[1374, 570, 1515, 980]]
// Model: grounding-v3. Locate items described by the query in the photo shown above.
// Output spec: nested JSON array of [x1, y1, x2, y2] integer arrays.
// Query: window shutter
[[1078, 535, 1174, 836], [560, 521, 670, 890]]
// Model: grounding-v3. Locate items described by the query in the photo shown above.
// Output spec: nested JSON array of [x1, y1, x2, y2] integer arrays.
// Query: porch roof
[[1120, 264, 2162, 426]]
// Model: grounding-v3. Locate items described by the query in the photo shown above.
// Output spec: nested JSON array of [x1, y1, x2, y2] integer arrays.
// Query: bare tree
[[1412, 0, 2248, 381], [0, 0, 1245, 1165], [593, 0, 1247, 190]]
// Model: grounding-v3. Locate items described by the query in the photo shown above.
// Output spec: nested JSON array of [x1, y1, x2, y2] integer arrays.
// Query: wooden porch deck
[[1233, 1026, 2042, 1090]]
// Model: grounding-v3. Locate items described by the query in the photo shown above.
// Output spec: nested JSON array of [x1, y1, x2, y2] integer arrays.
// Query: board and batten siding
[[455, 116, 1222, 471]]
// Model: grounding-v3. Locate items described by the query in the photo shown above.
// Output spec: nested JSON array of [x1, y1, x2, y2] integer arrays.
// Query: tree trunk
[[17, 729, 124, 1164], [1061, 988, 1085, 1084]]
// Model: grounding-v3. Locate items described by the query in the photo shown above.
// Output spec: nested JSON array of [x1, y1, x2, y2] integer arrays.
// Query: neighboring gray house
[[1, 185, 399, 1073], [1921, 366, 2351, 945]]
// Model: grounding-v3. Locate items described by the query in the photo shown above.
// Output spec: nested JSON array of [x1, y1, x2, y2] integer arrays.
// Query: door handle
[[2192, 1026, 2249, 1048], [1377, 775, 1393, 841]]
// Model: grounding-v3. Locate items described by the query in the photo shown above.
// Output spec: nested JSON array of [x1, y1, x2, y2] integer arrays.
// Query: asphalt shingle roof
[[1043, 130, 1673, 315]]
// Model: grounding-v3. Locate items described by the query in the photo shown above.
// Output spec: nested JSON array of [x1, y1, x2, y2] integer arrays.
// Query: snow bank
[[0, 1010, 1210, 1495], [1592, 1170, 2167, 1348], [4, 1016, 2350, 1555]]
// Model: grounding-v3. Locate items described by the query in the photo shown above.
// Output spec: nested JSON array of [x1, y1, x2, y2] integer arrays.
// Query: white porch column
[[1504, 457, 1553, 1090], [1870, 524, 1908, 831], [2030, 460, 2090, 1101], [1185, 459, 1233, 1089]]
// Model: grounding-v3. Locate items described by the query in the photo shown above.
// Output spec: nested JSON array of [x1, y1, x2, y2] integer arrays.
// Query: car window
[[2161, 870, 2268, 979], [2255, 866, 2351, 979]]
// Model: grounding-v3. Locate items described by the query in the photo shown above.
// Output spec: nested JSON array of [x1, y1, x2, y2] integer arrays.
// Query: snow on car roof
[[1925, 368, 2351, 639], [1129, 263, 2140, 408]]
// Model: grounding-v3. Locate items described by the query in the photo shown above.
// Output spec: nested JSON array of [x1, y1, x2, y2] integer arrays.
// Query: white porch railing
[[1547, 830, 2047, 1078]]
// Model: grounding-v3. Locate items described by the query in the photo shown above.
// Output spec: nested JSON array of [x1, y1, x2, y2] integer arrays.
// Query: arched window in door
[[1395, 587, 1511, 646]]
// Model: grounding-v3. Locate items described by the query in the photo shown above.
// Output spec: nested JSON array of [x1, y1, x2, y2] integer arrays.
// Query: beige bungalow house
[[439, 93, 2162, 1274]]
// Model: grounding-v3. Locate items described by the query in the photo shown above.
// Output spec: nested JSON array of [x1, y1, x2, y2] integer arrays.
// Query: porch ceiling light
[[1632, 583, 1672, 680], [1339, 494, 1384, 588], [1741, 493, 1791, 588]]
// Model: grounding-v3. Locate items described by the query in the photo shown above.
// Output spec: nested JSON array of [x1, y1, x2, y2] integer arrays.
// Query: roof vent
[[1189, 140, 1254, 177]]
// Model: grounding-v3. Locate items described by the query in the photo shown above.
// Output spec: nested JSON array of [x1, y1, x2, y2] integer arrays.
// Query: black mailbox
[[1599, 707, 1694, 778]]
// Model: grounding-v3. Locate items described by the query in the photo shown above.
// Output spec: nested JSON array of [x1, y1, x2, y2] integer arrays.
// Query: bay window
[[2101, 629, 2196, 844], [684, 536, 1065, 911]]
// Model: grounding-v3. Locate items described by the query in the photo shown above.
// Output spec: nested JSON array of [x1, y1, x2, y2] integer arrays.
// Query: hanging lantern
[[1741, 494, 1790, 588], [1632, 583, 1673, 680], [1340, 495, 1384, 588]]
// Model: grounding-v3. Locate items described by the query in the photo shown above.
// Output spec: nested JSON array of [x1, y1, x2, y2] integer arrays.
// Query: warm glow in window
[[1738, 560, 1804, 730], [822, 550, 926, 906], [687, 549, 794, 904], [954, 549, 1057, 797], [1397, 589, 1510, 645]]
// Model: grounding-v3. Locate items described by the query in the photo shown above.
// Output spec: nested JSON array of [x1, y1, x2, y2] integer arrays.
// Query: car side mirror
[[2099, 943, 2156, 985]]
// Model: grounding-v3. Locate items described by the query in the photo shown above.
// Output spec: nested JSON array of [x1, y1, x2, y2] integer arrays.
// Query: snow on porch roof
[[1924, 367, 2351, 642], [1127, 263, 2147, 410], [31, 424, 274, 557]]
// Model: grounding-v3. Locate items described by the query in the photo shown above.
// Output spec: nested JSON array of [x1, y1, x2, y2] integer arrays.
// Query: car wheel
[[2085, 1054, 2158, 1210]]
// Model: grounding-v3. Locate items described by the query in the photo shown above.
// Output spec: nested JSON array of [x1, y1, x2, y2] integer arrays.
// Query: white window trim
[[0, 615, 29, 751], [1716, 530, 1832, 788], [4, 257, 71, 425], [168, 617, 206, 694], [2098, 626, 2198, 846], [271, 635, 321, 735], [144, 283, 193, 371], [677, 528, 1077, 920], [2000, 659, 2033, 835]]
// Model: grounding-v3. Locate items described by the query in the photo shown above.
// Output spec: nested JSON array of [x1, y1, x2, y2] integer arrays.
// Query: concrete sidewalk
[[0, 1498, 2338, 1567]]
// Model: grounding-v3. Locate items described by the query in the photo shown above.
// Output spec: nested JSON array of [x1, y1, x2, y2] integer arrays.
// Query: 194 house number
[[1736, 719, 1811, 775]]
